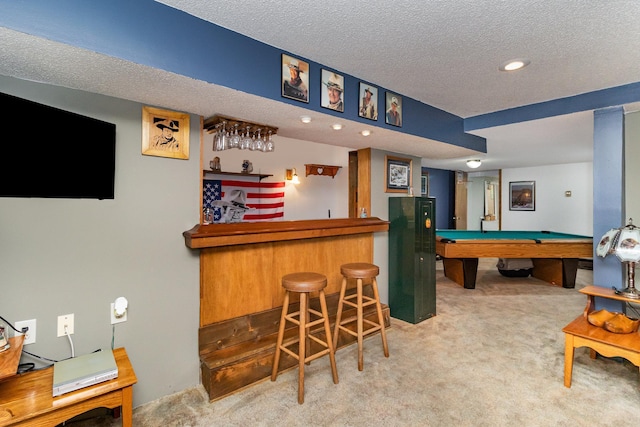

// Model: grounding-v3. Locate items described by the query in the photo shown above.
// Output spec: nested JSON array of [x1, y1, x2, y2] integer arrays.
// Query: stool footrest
[[337, 322, 382, 339], [284, 313, 326, 330]]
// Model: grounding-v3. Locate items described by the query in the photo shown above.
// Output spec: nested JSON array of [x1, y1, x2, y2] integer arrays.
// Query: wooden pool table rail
[[435, 235, 593, 289]]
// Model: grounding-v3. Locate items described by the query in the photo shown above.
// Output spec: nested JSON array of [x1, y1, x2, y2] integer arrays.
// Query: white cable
[[65, 325, 75, 358]]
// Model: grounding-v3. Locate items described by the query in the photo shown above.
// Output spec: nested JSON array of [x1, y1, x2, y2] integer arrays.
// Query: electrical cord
[[0, 314, 28, 334], [626, 302, 640, 319], [17, 362, 35, 374], [65, 325, 75, 358], [22, 349, 58, 363]]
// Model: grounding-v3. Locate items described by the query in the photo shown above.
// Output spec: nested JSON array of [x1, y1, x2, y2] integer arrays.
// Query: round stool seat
[[340, 263, 379, 279], [282, 272, 327, 293]]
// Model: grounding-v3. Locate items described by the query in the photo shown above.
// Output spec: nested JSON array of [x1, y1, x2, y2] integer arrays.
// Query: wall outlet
[[57, 313, 74, 337], [15, 319, 36, 345]]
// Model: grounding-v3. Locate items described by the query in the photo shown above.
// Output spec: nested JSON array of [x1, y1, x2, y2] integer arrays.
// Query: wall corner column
[[593, 106, 625, 293]]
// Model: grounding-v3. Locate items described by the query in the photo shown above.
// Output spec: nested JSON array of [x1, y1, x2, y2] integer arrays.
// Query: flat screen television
[[0, 92, 116, 199]]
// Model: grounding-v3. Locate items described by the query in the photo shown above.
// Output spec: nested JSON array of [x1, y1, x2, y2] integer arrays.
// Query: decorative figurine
[[242, 160, 253, 174], [210, 156, 221, 171]]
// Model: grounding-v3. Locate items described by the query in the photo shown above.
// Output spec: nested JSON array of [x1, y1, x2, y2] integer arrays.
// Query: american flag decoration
[[203, 179, 285, 223]]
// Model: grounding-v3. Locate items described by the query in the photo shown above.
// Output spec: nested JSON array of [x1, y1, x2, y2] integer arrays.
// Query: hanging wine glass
[[213, 123, 223, 151], [240, 126, 252, 150], [229, 123, 240, 148], [249, 128, 261, 151], [218, 121, 228, 151], [264, 130, 275, 152], [254, 128, 264, 152]]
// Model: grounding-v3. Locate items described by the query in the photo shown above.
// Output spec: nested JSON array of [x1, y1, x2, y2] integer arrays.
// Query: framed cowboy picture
[[385, 92, 402, 127], [282, 54, 309, 103], [321, 69, 344, 112], [141, 106, 190, 159], [358, 83, 378, 120]]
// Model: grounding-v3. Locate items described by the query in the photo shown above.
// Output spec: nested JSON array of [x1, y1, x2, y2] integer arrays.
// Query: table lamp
[[596, 218, 640, 299]]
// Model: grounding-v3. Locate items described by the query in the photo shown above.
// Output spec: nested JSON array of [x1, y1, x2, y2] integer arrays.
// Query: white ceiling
[[2, 1, 640, 171]]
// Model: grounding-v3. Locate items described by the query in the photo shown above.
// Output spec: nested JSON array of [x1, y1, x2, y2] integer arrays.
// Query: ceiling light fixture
[[499, 58, 531, 72], [331, 123, 343, 130], [466, 159, 482, 169], [300, 116, 312, 124], [360, 130, 371, 137]]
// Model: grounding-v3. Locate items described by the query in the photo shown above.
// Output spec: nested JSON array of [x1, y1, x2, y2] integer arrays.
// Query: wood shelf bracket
[[305, 164, 341, 179]]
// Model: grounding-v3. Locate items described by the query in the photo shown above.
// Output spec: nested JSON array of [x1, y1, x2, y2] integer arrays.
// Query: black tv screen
[[0, 92, 116, 199]]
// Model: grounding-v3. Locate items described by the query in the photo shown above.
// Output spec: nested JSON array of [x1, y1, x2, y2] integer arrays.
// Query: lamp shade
[[596, 219, 640, 262], [596, 218, 640, 299]]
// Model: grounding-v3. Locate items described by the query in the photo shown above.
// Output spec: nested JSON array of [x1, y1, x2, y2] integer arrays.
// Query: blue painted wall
[[0, 0, 484, 151], [423, 167, 455, 229], [593, 107, 626, 311]]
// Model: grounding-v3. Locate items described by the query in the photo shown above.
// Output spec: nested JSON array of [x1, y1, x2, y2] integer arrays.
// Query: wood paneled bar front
[[183, 217, 389, 326], [183, 217, 389, 401]]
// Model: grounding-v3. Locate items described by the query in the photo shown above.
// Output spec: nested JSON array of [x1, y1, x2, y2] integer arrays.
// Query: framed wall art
[[321, 69, 344, 112], [142, 106, 190, 160], [282, 54, 309, 103], [509, 181, 535, 211], [358, 83, 378, 120], [385, 155, 412, 193], [385, 92, 402, 127]]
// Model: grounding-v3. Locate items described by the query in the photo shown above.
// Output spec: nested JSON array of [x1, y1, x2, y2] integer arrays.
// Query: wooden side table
[[0, 347, 136, 426], [562, 285, 640, 387]]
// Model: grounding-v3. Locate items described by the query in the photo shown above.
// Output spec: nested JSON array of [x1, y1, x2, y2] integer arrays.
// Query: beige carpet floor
[[67, 259, 640, 426]]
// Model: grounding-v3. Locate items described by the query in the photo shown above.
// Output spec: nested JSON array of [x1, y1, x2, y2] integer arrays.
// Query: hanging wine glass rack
[[203, 115, 278, 139]]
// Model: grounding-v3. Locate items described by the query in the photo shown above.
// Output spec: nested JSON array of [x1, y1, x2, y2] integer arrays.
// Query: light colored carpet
[[68, 259, 640, 426]]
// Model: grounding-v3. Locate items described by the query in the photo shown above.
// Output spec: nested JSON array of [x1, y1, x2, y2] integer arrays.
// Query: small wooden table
[[0, 347, 136, 426], [562, 285, 640, 387]]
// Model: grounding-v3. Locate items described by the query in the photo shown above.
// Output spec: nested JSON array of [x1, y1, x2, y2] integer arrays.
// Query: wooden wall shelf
[[305, 164, 342, 179], [203, 170, 272, 181]]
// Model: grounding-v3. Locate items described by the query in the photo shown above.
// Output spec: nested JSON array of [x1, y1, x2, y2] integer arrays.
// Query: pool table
[[435, 230, 593, 289]]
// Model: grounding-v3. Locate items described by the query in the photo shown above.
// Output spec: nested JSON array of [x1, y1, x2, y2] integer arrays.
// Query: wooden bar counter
[[183, 217, 389, 401], [183, 217, 389, 326]]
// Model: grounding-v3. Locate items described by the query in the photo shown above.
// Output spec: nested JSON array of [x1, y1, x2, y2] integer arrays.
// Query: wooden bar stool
[[271, 272, 339, 404], [333, 262, 389, 371]]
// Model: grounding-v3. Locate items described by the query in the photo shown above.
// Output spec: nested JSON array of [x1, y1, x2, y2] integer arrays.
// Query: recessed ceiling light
[[361, 130, 371, 137], [300, 116, 312, 123], [499, 59, 531, 72], [331, 123, 343, 130]]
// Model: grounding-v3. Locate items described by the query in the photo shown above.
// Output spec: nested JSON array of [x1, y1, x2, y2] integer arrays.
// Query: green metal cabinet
[[388, 197, 436, 324]]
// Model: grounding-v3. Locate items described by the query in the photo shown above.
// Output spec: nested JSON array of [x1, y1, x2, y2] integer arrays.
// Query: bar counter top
[[183, 217, 389, 249]]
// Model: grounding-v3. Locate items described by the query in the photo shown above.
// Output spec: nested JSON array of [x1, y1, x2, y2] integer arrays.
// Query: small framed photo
[[282, 54, 309, 103], [421, 173, 429, 196], [321, 69, 344, 112], [142, 106, 190, 160], [358, 83, 378, 120], [509, 181, 535, 211], [385, 155, 412, 193], [385, 92, 402, 127]]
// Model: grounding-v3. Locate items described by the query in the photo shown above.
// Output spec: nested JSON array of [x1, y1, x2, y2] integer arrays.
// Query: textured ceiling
[[159, 0, 640, 118], [2, 1, 640, 171]]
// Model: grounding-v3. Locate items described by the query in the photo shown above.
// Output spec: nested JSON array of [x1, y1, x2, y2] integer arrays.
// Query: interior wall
[[466, 172, 499, 231], [501, 162, 593, 235], [371, 148, 422, 304], [422, 167, 455, 229], [625, 110, 640, 224], [0, 76, 201, 406], [0, 76, 353, 408], [208, 137, 350, 220]]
